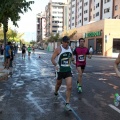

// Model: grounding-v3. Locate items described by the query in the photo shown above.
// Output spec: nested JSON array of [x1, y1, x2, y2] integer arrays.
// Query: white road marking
[[98, 78, 107, 81], [87, 65, 93, 67], [0, 95, 5, 101], [26, 92, 45, 113], [93, 72, 104, 74], [109, 104, 120, 113]]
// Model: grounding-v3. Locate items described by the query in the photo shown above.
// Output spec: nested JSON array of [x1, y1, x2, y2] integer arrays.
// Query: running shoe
[[114, 93, 119, 106], [64, 103, 72, 111], [78, 86, 82, 93]]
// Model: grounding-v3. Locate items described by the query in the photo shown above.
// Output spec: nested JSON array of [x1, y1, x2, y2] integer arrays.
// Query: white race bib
[[61, 58, 70, 67], [78, 55, 85, 62]]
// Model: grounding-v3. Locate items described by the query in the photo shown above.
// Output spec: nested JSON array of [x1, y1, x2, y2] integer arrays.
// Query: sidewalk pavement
[[92, 55, 117, 59]]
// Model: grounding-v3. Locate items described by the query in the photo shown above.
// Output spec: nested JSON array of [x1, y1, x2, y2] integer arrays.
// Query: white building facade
[[69, 0, 118, 29]]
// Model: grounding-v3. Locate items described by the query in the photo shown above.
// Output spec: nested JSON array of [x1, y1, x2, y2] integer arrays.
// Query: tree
[[47, 33, 60, 42], [0, 28, 24, 42], [30, 40, 36, 45], [0, 0, 34, 46]]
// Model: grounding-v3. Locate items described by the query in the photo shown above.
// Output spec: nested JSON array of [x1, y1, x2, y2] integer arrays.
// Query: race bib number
[[61, 58, 70, 67], [78, 55, 85, 62]]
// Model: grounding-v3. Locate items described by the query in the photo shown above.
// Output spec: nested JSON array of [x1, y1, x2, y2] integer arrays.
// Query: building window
[[37, 18, 40, 22], [52, 30, 57, 32], [93, 14, 95, 18], [53, 11, 57, 13], [58, 16, 63, 18], [72, 4, 75, 7], [52, 26, 60, 28], [96, 12, 99, 16], [72, 23, 74, 26], [96, 3, 99, 8], [104, 0, 110, 3], [84, 2, 88, 6], [80, 6, 82, 9], [58, 12, 63, 14], [115, 5, 118, 10], [72, 17, 74, 20], [58, 7, 62, 9], [84, 10, 88, 14], [104, 8, 110, 13], [53, 6, 57, 9], [80, 13, 81, 16], [113, 39, 120, 53], [84, 17, 87, 21]]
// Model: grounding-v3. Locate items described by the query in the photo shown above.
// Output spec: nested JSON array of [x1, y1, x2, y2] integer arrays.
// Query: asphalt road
[[0, 50, 120, 120]]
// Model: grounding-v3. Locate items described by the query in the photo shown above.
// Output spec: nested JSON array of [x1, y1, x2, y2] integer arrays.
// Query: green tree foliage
[[0, 0, 34, 27], [30, 40, 36, 45], [47, 33, 60, 42], [0, 28, 24, 42], [0, 0, 34, 49]]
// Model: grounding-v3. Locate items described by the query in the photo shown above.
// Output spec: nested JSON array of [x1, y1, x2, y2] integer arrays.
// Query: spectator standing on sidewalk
[[4, 42, 12, 69]]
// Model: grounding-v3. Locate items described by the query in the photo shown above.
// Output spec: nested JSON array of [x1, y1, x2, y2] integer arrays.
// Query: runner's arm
[[51, 48, 59, 66], [71, 54, 76, 65], [8, 46, 11, 56], [114, 53, 120, 77], [87, 49, 92, 59]]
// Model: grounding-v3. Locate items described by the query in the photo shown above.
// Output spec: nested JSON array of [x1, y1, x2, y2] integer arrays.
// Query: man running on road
[[22, 44, 26, 59], [73, 38, 92, 93], [51, 36, 75, 111], [114, 53, 120, 106], [28, 45, 32, 57]]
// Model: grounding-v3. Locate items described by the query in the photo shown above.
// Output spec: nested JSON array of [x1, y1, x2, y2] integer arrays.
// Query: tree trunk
[[3, 24, 7, 62]]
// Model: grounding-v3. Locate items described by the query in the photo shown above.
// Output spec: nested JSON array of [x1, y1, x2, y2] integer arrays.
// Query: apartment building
[[69, 0, 120, 28], [69, 0, 120, 57], [45, 0, 68, 37], [36, 12, 46, 42]]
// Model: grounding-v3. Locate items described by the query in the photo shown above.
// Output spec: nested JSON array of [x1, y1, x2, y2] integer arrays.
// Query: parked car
[[39, 46, 44, 50]]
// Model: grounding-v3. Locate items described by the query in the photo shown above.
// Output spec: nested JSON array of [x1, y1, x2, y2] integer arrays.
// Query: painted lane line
[[26, 92, 45, 114], [0, 95, 5, 102], [109, 104, 120, 113], [58, 92, 82, 120]]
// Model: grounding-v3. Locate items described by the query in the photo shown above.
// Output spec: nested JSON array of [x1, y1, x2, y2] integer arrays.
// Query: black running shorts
[[57, 71, 72, 80], [76, 65, 85, 70], [6, 56, 10, 59], [22, 50, 25, 54]]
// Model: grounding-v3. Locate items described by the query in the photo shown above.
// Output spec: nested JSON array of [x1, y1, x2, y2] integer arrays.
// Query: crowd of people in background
[[0, 42, 35, 74]]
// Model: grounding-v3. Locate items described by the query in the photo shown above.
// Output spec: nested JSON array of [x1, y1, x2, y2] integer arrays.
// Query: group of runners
[[51, 36, 120, 111], [21, 44, 35, 59]]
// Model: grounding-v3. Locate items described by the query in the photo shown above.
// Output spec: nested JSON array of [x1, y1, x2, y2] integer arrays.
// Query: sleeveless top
[[57, 45, 72, 72], [73, 47, 89, 66]]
